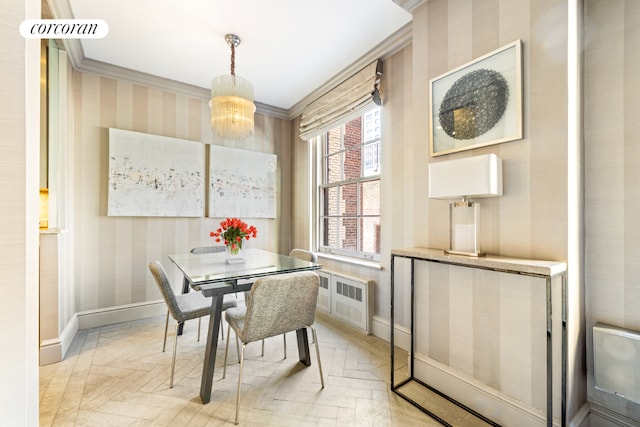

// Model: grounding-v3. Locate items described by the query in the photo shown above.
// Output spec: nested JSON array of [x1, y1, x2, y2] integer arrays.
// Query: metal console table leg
[[389, 249, 567, 427]]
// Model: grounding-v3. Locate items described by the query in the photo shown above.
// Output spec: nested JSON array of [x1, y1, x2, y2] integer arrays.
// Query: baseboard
[[412, 354, 554, 427], [570, 403, 591, 427], [39, 338, 62, 366], [60, 314, 78, 358], [42, 302, 165, 363], [372, 314, 595, 427], [39, 315, 78, 366], [77, 300, 166, 330], [589, 403, 640, 427], [371, 315, 411, 351]]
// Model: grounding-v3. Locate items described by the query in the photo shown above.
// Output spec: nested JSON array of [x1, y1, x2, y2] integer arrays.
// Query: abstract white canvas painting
[[209, 145, 277, 218], [108, 128, 205, 217]]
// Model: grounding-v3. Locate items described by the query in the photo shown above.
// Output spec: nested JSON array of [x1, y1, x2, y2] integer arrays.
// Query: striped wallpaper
[[290, 0, 577, 424], [415, 260, 553, 411], [584, 0, 640, 421], [72, 70, 292, 313]]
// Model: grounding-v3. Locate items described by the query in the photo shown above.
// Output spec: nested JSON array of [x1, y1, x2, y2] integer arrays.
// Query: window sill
[[317, 252, 383, 270]]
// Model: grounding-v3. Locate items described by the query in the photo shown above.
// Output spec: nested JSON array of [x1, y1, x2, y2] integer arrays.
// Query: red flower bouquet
[[210, 217, 257, 255]]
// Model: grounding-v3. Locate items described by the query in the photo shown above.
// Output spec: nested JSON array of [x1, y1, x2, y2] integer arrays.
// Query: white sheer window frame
[[317, 107, 381, 262]]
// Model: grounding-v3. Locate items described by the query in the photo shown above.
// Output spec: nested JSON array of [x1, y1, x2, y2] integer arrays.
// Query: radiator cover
[[316, 270, 332, 314], [316, 269, 374, 334]]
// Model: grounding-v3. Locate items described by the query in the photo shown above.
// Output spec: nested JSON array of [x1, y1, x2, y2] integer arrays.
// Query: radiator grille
[[315, 270, 332, 314], [319, 275, 329, 290], [331, 273, 373, 333], [336, 280, 363, 302]]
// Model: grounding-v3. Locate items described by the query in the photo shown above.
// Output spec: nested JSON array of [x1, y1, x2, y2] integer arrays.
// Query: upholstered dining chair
[[148, 260, 237, 388], [222, 271, 324, 424], [289, 248, 318, 263], [281, 249, 318, 352], [247, 249, 319, 358]]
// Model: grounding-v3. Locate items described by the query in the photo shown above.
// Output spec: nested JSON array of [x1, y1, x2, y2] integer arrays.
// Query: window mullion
[[320, 177, 362, 189]]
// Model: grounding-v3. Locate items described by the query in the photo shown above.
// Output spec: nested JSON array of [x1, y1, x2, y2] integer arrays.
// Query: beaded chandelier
[[210, 34, 255, 139]]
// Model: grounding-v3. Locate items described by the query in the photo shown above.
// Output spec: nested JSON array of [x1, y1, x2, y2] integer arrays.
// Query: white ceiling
[[61, 0, 412, 112]]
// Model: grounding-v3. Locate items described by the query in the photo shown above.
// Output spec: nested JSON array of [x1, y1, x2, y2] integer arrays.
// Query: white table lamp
[[428, 154, 503, 256]]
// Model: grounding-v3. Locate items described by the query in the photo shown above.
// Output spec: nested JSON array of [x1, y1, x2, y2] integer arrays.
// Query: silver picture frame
[[429, 40, 523, 157]]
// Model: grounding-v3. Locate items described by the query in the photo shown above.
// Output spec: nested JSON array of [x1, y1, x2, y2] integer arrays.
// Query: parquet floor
[[40, 313, 493, 426]]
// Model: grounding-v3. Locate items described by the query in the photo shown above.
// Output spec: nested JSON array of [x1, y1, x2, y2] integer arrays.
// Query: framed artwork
[[209, 145, 277, 218], [108, 128, 205, 217], [429, 40, 523, 157]]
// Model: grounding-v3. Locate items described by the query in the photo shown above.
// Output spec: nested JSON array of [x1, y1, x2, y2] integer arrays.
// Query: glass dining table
[[168, 248, 322, 404]]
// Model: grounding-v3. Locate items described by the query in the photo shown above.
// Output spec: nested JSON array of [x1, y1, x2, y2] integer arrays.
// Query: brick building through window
[[320, 109, 380, 259]]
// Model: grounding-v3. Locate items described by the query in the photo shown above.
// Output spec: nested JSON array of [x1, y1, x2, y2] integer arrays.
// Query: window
[[319, 108, 381, 260]]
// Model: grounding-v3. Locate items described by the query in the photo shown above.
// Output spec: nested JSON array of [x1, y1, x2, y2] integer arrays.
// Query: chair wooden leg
[[223, 323, 232, 379], [235, 343, 246, 424], [197, 318, 201, 342], [310, 325, 324, 388], [261, 339, 264, 356], [236, 335, 240, 363], [163, 310, 170, 352], [170, 323, 179, 388]]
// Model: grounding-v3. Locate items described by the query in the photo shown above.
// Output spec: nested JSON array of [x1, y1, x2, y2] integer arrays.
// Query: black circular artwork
[[438, 69, 509, 140]]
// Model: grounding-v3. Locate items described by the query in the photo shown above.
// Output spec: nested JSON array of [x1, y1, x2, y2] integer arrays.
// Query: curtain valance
[[299, 59, 382, 140]]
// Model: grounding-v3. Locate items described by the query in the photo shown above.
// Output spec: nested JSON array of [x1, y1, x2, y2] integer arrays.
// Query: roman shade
[[299, 59, 383, 140]]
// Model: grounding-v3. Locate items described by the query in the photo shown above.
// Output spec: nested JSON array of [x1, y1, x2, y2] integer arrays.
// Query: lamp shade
[[429, 153, 503, 199]]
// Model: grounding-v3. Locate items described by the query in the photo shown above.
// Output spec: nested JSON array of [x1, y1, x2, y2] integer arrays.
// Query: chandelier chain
[[230, 43, 235, 76]]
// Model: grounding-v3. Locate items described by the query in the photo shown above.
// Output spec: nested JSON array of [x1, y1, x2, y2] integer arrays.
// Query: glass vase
[[225, 244, 245, 264]]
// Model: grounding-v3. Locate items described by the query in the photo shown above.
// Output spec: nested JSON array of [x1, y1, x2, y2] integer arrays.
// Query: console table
[[390, 247, 567, 427]]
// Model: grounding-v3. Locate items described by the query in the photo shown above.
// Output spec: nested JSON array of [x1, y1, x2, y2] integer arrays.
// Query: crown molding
[[47, 0, 84, 66], [47, 1, 286, 118], [78, 57, 211, 98], [75, 58, 287, 117], [286, 22, 412, 120], [47, 0, 72, 20], [393, 0, 428, 13], [58, 38, 84, 69], [255, 102, 288, 119], [46, 0, 408, 121]]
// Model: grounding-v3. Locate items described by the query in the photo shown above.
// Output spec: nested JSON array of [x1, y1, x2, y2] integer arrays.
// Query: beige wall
[[407, 0, 576, 422], [416, 0, 569, 260], [292, 0, 584, 424], [584, 0, 640, 421], [71, 70, 292, 314], [0, 0, 41, 423]]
